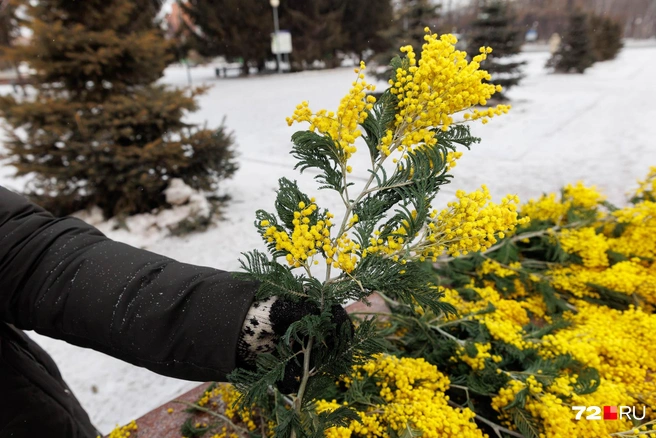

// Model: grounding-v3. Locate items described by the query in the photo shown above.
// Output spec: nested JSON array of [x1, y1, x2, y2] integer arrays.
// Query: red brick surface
[[117, 384, 209, 438]]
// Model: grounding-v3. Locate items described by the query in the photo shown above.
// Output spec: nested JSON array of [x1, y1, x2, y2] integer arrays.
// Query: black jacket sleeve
[[0, 186, 257, 382]]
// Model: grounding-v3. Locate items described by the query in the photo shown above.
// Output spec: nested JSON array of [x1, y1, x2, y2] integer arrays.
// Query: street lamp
[[270, 0, 283, 74]]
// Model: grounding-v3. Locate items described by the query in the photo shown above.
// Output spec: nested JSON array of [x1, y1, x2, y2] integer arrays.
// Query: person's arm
[[0, 185, 257, 381]]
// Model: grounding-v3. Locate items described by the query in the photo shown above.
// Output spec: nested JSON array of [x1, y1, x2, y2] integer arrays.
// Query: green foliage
[[183, 0, 394, 72], [229, 55, 481, 438], [590, 14, 623, 62], [342, 0, 394, 58], [415, 187, 650, 436], [511, 408, 542, 438], [523, 318, 571, 340], [361, 90, 399, 162], [584, 282, 634, 310], [237, 250, 309, 301], [181, 0, 273, 75], [373, 0, 441, 81], [180, 418, 212, 437], [280, 0, 394, 70], [0, 0, 24, 72], [547, 10, 596, 73], [467, 1, 526, 97], [291, 132, 344, 193], [0, 0, 237, 217]]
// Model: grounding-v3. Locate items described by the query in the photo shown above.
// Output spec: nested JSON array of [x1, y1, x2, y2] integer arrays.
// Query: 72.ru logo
[[572, 406, 646, 420]]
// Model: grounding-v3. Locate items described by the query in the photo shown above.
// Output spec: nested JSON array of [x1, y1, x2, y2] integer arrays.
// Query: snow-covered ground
[[1, 45, 656, 433]]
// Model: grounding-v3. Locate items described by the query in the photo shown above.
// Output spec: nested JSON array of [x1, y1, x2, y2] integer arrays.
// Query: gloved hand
[[236, 296, 352, 393]]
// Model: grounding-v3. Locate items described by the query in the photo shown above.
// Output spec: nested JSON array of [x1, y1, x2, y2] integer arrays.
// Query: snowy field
[[2, 45, 656, 433]]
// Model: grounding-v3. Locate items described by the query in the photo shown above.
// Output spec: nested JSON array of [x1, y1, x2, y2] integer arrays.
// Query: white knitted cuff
[[238, 296, 278, 363]]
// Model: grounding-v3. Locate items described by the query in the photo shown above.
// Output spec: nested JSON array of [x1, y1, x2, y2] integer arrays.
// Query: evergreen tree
[[373, 0, 440, 80], [0, 0, 28, 96], [182, 0, 394, 72], [279, 0, 346, 69], [590, 14, 623, 61], [547, 10, 596, 73], [0, 0, 20, 69], [468, 1, 525, 99], [181, 0, 273, 75], [0, 0, 237, 217], [342, 0, 394, 60]]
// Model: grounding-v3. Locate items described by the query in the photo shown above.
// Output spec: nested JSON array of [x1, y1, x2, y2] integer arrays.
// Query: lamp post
[[270, 0, 283, 73]]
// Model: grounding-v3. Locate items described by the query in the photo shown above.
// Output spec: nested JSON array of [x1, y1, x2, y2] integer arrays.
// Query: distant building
[[164, 1, 198, 39]]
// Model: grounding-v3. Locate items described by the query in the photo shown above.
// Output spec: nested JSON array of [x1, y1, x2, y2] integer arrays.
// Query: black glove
[[236, 296, 352, 393]]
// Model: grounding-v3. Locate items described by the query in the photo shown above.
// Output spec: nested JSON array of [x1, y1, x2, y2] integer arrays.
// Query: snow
[[1, 45, 656, 433]]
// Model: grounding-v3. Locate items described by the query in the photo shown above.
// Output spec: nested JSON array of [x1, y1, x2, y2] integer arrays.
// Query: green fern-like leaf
[[236, 250, 309, 301], [275, 178, 315, 230], [511, 407, 543, 438], [361, 89, 398, 162], [291, 131, 344, 193], [573, 367, 601, 395], [434, 124, 480, 151]]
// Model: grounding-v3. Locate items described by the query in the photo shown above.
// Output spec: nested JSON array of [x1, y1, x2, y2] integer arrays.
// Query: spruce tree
[[181, 0, 273, 75], [547, 10, 596, 73], [342, 0, 394, 60], [590, 14, 623, 62], [373, 0, 440, 80], [468, 1, 525, 99], [279, 0, 346, 69], [0, 0, 237, 217], [182, 0, 394, 72], [0, 0, 21, 70]]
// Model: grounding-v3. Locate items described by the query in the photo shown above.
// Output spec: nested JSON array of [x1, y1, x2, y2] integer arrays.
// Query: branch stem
[[172, 400, 250, 437], [325, 155, 388, 283], [290, 337, 315, 438], [434, 222, 586, 265]]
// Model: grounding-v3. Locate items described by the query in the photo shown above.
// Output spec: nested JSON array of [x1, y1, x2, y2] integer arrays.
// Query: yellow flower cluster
[[258, 190, 529, 274], [468, 178, 656, 435], [478, 258, 519, 278], [196, 384, 264, 438], [379, 31, 509, 156], [261, 201, 333, 268], [423, 186, 528, 258], [490, 379, 525, 414], [520, 193, 568, 223], [455, 342, 502, 370], [610, 200, 656, 259], [101, 421, 137, 438], [563, 181, 606, 209], [318, 355, 486, 438], [446, 150, 463, 170], [491, 376, 638, 437], [364, 227, 408, 259], [549, 260, 656, 304], [520, 182, 605, 223], [540, 302, 656, 411], [633, 165, 656, 200], [331, 232, 361, 273], [558, 227, 610, 268], [356, 188, 527, 264], [445, 285, 530, 351], [480, 310, 530, 350], [509, 180, 656, 307], [465, 105, 511, 124], [261, 205, 365, 273], [286, 61, 375, 160]]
